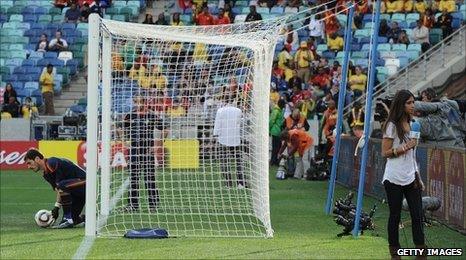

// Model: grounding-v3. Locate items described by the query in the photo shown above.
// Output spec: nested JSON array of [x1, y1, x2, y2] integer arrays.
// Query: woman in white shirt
[[381, 89, 426, 259]]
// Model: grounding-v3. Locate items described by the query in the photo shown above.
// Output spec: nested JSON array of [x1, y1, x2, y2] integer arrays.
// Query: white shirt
[[49, 38, 68, 48], [382, 122, 418, 186], [309, 18, 324, 38], [213, 105, 242, 147], [412, 26, 430, 44]]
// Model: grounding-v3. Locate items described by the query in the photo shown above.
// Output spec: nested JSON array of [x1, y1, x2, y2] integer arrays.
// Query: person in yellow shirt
[[438, 0, 456, 12], [167, 99, 186, 117], [386, 0, 397, 13], [151, 66, 167, 89], [20, 97, 39, 118], [193, 42, 208, 62], [128, 63, 146, 82], [348, 66, 367, 98], [414, 0, 427, 14], [294, 41, 314, 83], [327, 33, 344, 52], [277, 46, 292, 70], [284, 62, 295, 81], [403, 0, 414, 12], [39, 64, 55, 115]]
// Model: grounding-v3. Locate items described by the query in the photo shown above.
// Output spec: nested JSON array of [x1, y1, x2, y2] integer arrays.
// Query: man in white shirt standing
[[308, 13, 324, 43], [412, 20, 430, 53], [213, 99, 245, 188]]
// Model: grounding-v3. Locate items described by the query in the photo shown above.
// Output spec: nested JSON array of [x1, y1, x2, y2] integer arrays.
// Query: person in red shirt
[[195, 6, 215, 26], [278, 129, 314, 179], [311, 68, 331, 91], [216, 8, 230, 25], [325, 13, 340, 36]]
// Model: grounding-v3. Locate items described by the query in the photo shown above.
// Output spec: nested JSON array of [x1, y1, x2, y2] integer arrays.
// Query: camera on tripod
[[333, 191, 377, 237]]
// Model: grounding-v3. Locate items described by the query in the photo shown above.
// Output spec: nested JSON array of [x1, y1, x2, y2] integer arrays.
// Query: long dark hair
[[383, 89, 414, 142]]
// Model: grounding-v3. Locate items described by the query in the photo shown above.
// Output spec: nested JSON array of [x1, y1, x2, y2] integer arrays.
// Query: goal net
[[86, 15, 284, 238]]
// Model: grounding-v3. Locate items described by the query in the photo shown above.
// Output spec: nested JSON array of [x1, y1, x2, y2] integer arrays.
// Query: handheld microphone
[[409, 120, 421, 140]]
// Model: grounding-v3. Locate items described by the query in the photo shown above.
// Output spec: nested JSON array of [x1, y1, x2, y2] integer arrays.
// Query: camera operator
[[381, 90, 426, 260], [415, 88, 465, 147]]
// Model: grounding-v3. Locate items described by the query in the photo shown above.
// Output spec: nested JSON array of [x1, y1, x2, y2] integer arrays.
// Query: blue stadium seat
[[11, 81, 24, 90], [359, 37, 371, 44], [13, 66, 27, 75], [361, 43, 371, 51], [22, 6, 36, 15], [378, 36, 388, 43], [23, 14, 37, 23], [30, 23, 45, 30], [29, 51, 44, 60], [406, 50, 419, 61], [18, 74, 33, 82], [5, 58, 23, 67], [24, 81, 39, 91], [407, 44, 422, 52], [377, 43, 391, 51], [22, 59, 36, 67], [44, 52, 58, 59], [322, 50, 336, 59], [406, 13, 420, 24], [26, 67, 42, 75], [270, 6, 284, 14], [351, 43, 361, 51], [16, 88, 28, 98], [4, 74, 18, 82], [392, 44, 407, 51], [391, 13, 406, 23], [61, 23, 76, 30]]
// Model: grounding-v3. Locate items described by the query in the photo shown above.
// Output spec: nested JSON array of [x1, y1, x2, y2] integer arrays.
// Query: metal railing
[[343, 25, 466, 117]]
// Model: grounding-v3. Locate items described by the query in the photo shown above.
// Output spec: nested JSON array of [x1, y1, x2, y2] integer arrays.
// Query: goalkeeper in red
[[25, 148, 86, 228]]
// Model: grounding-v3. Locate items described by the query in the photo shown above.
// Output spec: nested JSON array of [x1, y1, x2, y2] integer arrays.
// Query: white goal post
[[85, 13, 284, 238]]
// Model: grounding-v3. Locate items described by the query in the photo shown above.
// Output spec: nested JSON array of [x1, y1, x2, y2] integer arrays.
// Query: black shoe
[[53, 218, 74, 229]]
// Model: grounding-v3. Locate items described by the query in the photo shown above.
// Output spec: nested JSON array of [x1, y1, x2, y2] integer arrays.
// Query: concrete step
[[58, 92, 86, 100], [53, 99, 77, 108]]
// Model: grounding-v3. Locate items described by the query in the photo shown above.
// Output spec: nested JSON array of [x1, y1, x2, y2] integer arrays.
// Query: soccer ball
[[34, 209, 55, 228]]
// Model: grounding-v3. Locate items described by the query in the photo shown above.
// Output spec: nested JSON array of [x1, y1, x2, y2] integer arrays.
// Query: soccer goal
[[85, 14, 284, 238]]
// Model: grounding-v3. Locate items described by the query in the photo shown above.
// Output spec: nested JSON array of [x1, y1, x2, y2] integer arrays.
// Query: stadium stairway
[[53, 72, 86, 115], [344, 25, 466, 115]]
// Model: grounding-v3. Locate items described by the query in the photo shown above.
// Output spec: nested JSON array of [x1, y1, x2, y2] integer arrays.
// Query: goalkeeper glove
[[51, 202, 61, 219]]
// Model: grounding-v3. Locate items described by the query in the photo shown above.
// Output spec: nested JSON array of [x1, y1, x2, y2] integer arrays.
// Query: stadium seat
[[9, 14, 23, 22], [22, 59, 36, 67], [377, 43, 391, 51], [391, 13, 405, 23], [284, 7, 298, 14], [354, 29, 370, 39], [24, 81, 39, 91], [406, 50, 420, 61], [352, 51, 369, 59], [392, 44, 406, 51], [351, 43, 361, 51], [407, 44, 422, 52], [429, 28, 443, 45], [316, 44, 328, 53], [322, 50, 336, 59], [364, 22, 374, 29], [270, 6, 284, 14], [406, 13, 420, 24]]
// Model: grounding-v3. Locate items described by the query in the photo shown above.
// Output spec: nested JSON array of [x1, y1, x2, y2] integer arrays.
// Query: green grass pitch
[[1, 169, 465, 259]]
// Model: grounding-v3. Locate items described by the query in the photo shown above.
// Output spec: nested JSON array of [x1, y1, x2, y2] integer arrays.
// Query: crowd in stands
[[1, 0, 108, 119]]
